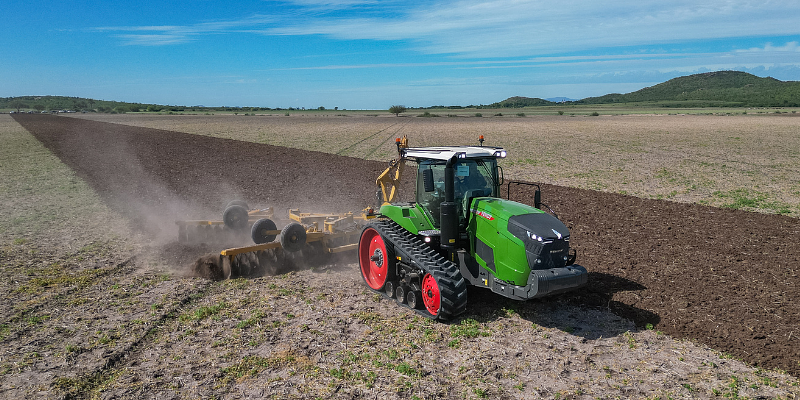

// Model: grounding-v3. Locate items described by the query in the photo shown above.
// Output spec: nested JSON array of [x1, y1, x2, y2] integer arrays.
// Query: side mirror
[[423, 169, 434, 192], [497, 166, 504, 185]]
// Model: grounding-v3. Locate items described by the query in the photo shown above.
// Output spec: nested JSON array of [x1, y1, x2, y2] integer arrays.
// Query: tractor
[[358, 136, 588, 320], [179, 136, 587, 320]]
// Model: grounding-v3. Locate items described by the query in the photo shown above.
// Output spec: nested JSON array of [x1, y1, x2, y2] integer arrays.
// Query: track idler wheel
[[406, 289, 423, 310], [384, 281, 396, 298], [421, 273, 442, 316], [223, 205, 249, 231], [358, 226, 395, 290], [395, 286, 407, 304], [251, 218, 277, 244], [280, 222, 307, 252]]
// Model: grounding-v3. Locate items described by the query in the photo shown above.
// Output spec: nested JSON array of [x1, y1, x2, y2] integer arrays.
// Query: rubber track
[[367, 219, 467, 321]]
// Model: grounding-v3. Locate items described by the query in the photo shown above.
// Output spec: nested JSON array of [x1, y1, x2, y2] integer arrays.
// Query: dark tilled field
[[13, 114, 800, 377]]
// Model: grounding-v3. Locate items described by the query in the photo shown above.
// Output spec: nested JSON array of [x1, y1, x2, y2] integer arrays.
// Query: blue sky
[[3, 0, 800, 109]]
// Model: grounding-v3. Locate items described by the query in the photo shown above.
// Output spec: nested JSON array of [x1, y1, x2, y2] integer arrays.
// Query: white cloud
[[272, 53, 683, 71], [279, 0, 378, 7], [738, 42, 800, 53], [92, 16, 276, 46], [93, 0, 800, 61], [115, 34, 193, 46], [263, 0, 800, 57]]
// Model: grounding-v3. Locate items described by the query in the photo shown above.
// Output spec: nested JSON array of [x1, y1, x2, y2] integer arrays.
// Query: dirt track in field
[[12, 114, 800, 379]]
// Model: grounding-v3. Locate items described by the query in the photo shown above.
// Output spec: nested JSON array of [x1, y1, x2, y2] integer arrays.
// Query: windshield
[[416, 158, 498, 227]]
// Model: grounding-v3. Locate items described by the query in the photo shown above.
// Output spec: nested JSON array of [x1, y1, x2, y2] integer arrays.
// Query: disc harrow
[[179, 202, 377, 280]]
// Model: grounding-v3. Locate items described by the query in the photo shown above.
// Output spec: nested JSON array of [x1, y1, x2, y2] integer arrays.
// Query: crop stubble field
[[74, 112, 800, 218], [1, 113, 799, 399]]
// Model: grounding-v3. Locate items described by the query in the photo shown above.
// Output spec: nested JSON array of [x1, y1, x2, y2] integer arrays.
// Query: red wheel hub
[[421, 273, 440, 316], [359, 228, 388, 290]]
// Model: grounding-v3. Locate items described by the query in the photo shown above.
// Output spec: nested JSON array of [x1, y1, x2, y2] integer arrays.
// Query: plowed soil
[[9, 114, 800, 388]]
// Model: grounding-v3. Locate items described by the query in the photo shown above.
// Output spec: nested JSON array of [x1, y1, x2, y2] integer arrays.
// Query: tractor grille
[[506, 216, 571, 271], [522, 237, 570, 270]]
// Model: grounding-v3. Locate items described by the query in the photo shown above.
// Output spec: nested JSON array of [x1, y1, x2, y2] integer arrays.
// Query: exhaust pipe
[[440, 155, 459, 261]]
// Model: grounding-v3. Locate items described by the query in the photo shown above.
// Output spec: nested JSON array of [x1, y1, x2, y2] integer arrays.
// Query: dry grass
[[0, 115, 133, 249], [75, 113, 800, 217]]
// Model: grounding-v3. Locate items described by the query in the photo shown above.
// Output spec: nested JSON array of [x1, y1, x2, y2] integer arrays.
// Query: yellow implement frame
[[219, 208, 376, 258], [375, 135, 408, 205]]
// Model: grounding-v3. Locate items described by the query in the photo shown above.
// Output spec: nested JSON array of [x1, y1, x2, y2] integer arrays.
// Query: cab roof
[[401, 146, 506, 161]]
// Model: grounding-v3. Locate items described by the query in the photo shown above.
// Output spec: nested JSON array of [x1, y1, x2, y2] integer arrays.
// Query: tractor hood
[[507, 212, 569, 242], [472, 199, 568, 239], [473, 198, 572, 270]]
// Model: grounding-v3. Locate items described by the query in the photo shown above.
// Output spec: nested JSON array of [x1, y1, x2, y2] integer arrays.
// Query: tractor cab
[[415, 155, 501, 228], [375, 144, 507, 248]]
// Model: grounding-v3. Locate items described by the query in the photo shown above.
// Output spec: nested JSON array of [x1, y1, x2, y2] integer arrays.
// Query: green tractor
[[358, 136, 588, 320]]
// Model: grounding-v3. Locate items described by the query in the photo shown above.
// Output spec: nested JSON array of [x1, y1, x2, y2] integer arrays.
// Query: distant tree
[[318, 106, 326, 110], [389, 105, 407, 116], [9, 100, 28, 113], [33, 104, 45, 112], [129, 105, 141, 112]]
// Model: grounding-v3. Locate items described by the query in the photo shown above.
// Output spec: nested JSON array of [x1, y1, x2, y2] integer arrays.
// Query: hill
[[486, 71, 799, 109], [574, 71, 800, 107], [0, 96, 271, 113], [0, 95, 180, 113], [483, 96, 556, 108]]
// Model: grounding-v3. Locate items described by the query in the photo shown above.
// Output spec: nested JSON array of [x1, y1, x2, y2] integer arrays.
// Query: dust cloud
[[15, 115, 381, 280]]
